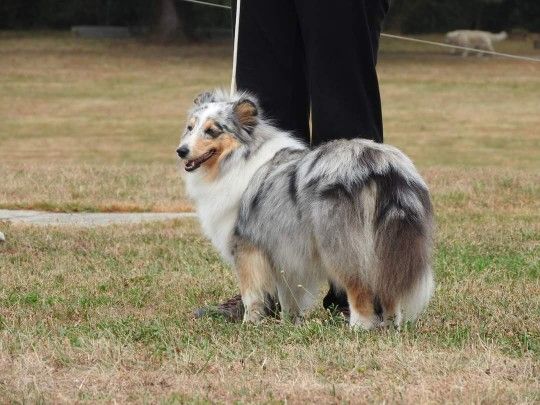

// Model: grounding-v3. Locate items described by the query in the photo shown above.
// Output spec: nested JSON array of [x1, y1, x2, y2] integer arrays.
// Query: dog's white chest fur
[[185, 135, 304, 264]]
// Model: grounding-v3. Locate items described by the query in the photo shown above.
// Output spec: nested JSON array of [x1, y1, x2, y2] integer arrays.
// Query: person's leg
[[232, 0, 310, 140], [295, 0, 388, 312], [322, 282, 350, 315], [296, 0, 388, 145]]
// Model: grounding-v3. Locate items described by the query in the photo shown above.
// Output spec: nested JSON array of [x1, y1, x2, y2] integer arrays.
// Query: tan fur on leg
[[380, 297, 397, 328], [344, 279, 378, 330], [234, 241, 275, 323]]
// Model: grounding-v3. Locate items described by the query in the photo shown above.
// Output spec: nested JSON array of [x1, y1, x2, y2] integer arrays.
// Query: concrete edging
[[0, 209, 196, 227]]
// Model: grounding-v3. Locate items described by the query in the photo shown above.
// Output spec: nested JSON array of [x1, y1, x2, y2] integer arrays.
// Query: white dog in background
[[446, 30, 508, 56]]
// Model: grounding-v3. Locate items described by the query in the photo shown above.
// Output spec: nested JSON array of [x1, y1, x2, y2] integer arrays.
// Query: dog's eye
[[187, 125, 193, 131], [205, 128, 220, 138]]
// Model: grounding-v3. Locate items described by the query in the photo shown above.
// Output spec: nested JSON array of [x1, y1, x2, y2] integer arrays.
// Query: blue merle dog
[[177, 89, 434, 329]]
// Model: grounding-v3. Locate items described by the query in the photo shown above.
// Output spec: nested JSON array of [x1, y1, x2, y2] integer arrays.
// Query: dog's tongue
[[184, 149, 215, 172], [185, 160, 198, 172]]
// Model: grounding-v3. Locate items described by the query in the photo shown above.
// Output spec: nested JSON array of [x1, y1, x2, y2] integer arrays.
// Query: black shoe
[[323, 284, 350, 320]]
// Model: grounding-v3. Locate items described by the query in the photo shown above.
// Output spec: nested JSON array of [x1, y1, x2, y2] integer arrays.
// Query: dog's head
[[176, 90, 260, 177]]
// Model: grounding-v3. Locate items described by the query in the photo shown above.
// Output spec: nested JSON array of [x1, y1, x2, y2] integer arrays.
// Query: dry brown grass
[[1, 32, 539, 211], [1, 338, 537, 403], [0, 163, 190, 212], [0, 33, 233, 212], [0, 214, 538, 403]]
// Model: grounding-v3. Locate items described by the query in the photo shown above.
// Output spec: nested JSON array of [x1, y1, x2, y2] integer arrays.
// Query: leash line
[[230, 0, 241, 96], [178, 0, 540, 63], [381, 33, 540, 62], [180, 0, 230, 9]]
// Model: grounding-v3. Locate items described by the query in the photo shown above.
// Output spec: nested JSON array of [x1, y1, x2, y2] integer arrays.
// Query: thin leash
[[179, 0, 540, 64], [181, 0, 230, 9], [382, 33, 540, 63], [230, 0, 241, 96]]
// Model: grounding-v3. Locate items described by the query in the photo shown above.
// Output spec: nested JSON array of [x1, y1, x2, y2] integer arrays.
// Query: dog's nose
[[176, 145, 189, 158]]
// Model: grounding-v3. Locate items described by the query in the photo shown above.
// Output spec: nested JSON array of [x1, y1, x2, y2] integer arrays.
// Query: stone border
[[0, 209, 196, 227]]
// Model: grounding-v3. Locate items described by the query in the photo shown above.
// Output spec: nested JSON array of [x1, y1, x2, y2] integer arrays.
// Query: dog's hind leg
[[310, 189, 378, 329], [314, 243, 377, 331], [340, 278, 379, 330], [233, 240, 275, 323], [378, 297, 403, 329]]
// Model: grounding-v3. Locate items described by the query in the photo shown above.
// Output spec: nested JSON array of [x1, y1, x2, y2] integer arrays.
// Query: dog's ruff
[[445, 30, 507, 57], [178, 90, 435, 329]]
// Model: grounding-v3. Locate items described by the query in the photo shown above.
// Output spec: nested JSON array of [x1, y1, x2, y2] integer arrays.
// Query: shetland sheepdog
[[177, 90, 434, 330]]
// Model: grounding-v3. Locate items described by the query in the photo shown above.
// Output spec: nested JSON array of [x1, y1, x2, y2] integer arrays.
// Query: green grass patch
[[0, 216, 538, 402]]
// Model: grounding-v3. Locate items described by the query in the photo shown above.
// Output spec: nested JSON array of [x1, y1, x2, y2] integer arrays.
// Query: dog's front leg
[[234, 240, 275, 324]]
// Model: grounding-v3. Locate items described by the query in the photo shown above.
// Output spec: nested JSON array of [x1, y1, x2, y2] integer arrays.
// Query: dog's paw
[[349, 312, 378, 331], [293, 315, 306, 326], [379, 313, 403, 331], [243, 307, 265, 324], [280, 311, 305, 326]]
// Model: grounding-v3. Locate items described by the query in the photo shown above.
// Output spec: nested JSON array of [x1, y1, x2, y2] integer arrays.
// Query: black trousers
[[232, 0, 388, 310], [234, 0, 388, 145]]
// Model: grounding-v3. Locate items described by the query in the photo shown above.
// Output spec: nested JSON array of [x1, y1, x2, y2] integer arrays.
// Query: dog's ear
[[233, 97, 258, 132], [194, 91, 215, 106]]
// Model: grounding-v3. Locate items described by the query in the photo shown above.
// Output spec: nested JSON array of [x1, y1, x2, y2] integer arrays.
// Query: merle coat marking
[[178, 90, 434, 329]]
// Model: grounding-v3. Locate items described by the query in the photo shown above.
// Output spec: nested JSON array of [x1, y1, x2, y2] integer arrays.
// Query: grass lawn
[[0, 32, 539, 402], [0, 32, 539, 211], [0, 214, 538, 402]]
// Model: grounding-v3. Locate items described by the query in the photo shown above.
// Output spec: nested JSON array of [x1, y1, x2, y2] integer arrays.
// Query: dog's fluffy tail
[[373, 171, 434, 324], [400, 267, 434, 321]]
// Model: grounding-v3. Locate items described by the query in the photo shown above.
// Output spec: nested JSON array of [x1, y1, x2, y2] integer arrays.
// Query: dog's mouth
[[185, 149, 216, 172]]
